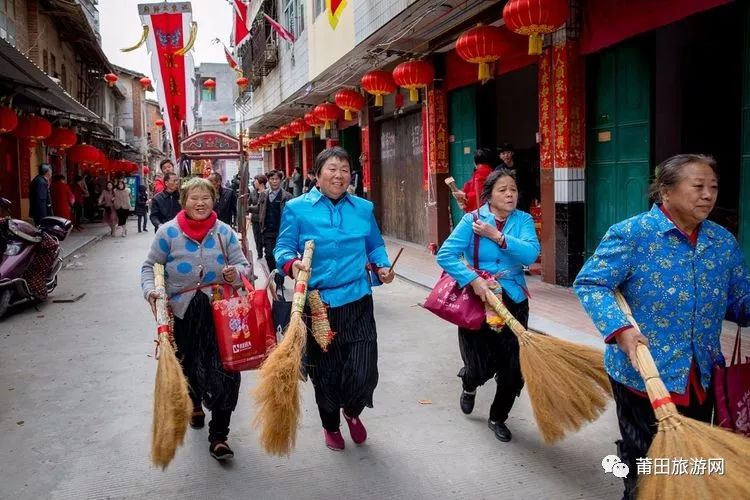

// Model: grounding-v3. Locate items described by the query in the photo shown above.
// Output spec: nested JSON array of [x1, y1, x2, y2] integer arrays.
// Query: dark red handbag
[[713, 322, 750, 436], [423, 212, 486, 330], [212, 274, 275, 372]]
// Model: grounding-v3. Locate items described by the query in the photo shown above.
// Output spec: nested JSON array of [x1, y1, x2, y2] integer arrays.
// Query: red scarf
[[176, 210, 217, 242]]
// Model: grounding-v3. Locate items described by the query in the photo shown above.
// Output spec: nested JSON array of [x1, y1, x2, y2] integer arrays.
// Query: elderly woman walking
[[574, 154, 750, 499], [274, 146, 394, 451], [141, 177, 251, 460], [436, 168, 540, 442]]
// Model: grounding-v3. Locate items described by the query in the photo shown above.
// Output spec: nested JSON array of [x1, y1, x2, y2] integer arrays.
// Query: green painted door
[[448, 86, 478, 228], [741, 3, 750, 265], [586, 40, 652, 257]]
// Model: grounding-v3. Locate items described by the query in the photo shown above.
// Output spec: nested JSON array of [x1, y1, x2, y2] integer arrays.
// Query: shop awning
[[0, 38, 99, 119]]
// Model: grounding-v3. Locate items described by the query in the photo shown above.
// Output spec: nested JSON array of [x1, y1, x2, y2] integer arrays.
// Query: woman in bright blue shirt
[[274, 147, 393, 451], [574, 154, 750, 499], [436, 168, 540, 443]]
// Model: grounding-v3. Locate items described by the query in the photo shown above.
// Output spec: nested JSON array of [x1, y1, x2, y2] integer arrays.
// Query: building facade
[[237, 0, 750, 285]]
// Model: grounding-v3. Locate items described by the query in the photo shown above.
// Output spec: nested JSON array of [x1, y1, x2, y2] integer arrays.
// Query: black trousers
[[173, 293, 241, 443], [610, 376, 713, 498], [457, 292, 528, 423], [252, 222, 263, 259], [137, 214, 148, 231], [306, 294, 379, 432], [262, 230, 284, 288]]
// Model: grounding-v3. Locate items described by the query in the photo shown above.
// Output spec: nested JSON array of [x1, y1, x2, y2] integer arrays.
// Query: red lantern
[[361, 70, 397, 107], [314, 102, 341, 131], [139, 77, 152, 90], [304, 111, 323, 135], [46, 127, 78, 150], [456, 24, 510, 83], [503, 0, 568, 55], [219, 115, 230, 124], [393, 60, 434, 102], [203, 78, 216, 89], [0, 106, 18, 134], [155, 119, 165, 127], [334, 89, 365, 121], [290, 119, 310, 140], [236, 76, 249, 91], [67, 144, 104, 166], [279, 124, 296, 145], [15, 115, 53, 146], [143, 165, 150, 175], [104, 73, 119, 87]]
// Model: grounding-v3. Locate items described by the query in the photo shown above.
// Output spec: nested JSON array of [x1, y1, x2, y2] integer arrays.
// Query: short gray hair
[[39, 164, 52, 175], [648, 154, 718, 202]]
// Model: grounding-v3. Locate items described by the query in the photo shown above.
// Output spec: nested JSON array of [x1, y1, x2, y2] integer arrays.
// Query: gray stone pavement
[[0, 222, 623, 500]]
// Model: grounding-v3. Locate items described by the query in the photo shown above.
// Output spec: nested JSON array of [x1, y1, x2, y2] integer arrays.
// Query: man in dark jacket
[[149, 172, 180, 229], [29, 164, 53, 224], [252, 170, 292, 290], [209, 172, 237, 226]]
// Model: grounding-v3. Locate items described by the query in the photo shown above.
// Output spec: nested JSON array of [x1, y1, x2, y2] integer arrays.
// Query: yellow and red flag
[[326, 0, 347, 30]]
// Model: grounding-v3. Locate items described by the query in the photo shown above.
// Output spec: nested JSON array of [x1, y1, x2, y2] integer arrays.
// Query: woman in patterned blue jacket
[[275, 147, 394, 451], [437, 168, 540, 443], [574, 154, 750, 499]]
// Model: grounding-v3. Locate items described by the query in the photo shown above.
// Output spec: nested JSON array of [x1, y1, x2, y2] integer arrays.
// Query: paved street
[[0, 226, 622, 500]]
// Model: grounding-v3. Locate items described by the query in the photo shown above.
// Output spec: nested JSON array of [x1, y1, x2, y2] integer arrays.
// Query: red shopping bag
[[713, 324, 750, 436], [212, 274, 274, 372]]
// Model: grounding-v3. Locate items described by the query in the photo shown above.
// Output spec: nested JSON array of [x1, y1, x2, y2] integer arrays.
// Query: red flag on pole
[[263, 13, 295, 43], [231, 0, 250, 48]]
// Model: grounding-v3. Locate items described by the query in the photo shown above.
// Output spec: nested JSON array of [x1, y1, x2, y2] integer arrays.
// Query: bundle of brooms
[[253, 241, 315, 455], [614, 290, 750, 499], [484, 292, 612, 443], [151, 263, 192, 469]]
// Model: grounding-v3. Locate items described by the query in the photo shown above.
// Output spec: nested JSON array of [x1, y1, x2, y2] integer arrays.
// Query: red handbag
[[713, 322, 750, 436], [212, 274, 275, 372], [423, 212, 486, 330]]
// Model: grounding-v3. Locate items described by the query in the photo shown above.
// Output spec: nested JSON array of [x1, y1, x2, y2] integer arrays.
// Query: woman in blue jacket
[[574, 154, 750, 499], [436, 169, 540, 442], [275, 147, 394, 451]]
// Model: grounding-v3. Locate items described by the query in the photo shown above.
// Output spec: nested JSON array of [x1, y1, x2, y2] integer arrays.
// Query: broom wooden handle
[[291, 241, 316, 317], [613, 290, 676, 419], [484, 291, 532, 342], [444, 176, 460, 193], [153, 264, 171, 333]]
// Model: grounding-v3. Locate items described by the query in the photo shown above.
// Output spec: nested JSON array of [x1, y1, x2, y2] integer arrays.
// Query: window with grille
[[200, 77, 216, 101], [283, 0, 304, 37], [313, 0, 324, 20]]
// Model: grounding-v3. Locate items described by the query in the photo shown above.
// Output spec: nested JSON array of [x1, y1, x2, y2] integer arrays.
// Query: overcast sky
[[99, 0, 234, 77]]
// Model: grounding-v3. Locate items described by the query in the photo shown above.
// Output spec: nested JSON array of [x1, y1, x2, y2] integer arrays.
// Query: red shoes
[[343, 413, 367, 444], [323, 429, 345, 451]]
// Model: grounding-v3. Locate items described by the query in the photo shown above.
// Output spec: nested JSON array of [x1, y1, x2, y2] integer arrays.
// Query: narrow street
[[0, 229, 621, 499]]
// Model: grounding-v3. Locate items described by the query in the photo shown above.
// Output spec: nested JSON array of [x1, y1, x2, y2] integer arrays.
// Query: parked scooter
[[0, 198, 72, 319]]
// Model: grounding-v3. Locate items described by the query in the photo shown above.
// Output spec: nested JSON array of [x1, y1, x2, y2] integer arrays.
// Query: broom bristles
[[520, 332, 612, 443], [484, 292, 611, 443], [252, 316, 306, 455], [639, 416, 750, 499], [151, 337, 192, 469]]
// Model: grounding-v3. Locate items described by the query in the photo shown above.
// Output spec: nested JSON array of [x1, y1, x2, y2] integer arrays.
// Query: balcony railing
[[239, 1, 279, 91]]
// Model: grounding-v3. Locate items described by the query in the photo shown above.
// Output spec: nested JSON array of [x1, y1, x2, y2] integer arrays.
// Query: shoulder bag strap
[[472, 211, 480, 270]]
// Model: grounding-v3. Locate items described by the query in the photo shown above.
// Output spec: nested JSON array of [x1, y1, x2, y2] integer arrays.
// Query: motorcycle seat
[[8, 219, 42, 243]]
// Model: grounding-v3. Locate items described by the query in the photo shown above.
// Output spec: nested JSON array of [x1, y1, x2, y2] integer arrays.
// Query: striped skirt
[[305, 293, 379, 414]]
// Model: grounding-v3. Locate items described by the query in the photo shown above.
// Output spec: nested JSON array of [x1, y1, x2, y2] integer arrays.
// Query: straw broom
[[151, 263, 192, 469], [253, 240, 315, 455], [484, 292, 612, 443], [614, 291, 750, 499]]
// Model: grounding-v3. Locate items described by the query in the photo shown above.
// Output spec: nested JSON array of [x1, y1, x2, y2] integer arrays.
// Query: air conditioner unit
[[115, 126, 126, 141]]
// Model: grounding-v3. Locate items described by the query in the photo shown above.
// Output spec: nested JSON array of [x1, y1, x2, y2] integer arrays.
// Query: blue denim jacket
[[436, 204, 540, 304], [274, 188, 390, 308], [574, 204, 750, 393]]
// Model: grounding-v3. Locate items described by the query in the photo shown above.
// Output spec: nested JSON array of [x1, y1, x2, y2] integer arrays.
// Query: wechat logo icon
[[602, 455, 630, 478]]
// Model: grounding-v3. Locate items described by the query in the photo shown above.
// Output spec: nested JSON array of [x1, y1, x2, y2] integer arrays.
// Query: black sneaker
[[210, 441, 234, 460], [488, 419, 512, 442], [190, 407, 205, 429], [460, 390, 476, 415]]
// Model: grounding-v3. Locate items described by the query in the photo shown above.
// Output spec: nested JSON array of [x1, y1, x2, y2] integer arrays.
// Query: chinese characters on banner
[[422, 89, 449, 190]]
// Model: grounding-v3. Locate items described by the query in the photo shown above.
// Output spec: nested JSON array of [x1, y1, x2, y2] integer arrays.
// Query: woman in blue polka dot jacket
[[141, 177, 251, 461]]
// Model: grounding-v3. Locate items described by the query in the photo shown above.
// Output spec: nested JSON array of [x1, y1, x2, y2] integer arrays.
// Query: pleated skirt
[[305, 293, 379, 414]]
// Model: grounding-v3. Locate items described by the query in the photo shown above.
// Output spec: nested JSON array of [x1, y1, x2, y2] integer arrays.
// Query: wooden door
[[586, 39, 652, 256], [448, 86, 477, 228], [379, 111, 426, 244]]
